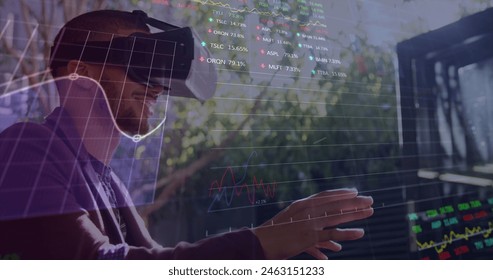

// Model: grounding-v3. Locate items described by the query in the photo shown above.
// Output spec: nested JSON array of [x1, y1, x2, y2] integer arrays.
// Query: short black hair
[[50, 10, 150, 77]]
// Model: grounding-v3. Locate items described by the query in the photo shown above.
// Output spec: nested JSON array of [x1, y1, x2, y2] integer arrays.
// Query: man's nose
[[151, 84, 164, 92], [146, 84, 166, 97]]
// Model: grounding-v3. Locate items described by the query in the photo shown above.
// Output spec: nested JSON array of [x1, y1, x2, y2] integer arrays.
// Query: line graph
[[416, 222, 493, 254], [208, 151, 277, 211], [191, 0, 327, 27]]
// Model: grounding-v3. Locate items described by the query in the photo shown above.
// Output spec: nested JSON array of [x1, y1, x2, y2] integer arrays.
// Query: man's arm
[[0, 122, 265, 259], [0, 210, 265, 259], [254, 189, 374, 260], [0, 122, 372, 260]]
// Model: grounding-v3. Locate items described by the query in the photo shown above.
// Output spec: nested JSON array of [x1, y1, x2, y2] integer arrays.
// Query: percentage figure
[[228, 45, 249, 52], [228, 60, 247, 67]]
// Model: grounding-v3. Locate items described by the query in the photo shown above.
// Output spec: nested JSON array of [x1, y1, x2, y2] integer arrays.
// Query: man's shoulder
[[0, 121, 54, 140], [0, 121, 73, 159]]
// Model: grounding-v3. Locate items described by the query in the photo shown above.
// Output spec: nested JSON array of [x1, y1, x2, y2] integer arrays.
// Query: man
[[0, 10, 373, 259]]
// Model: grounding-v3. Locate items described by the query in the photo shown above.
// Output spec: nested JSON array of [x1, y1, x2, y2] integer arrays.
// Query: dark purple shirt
[[0, 107, 265, 259]]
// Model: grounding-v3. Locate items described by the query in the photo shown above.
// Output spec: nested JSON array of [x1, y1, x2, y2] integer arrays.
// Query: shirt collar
[[43, 106, 91, 164]]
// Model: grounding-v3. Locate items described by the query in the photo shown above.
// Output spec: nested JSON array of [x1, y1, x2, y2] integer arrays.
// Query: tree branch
[[137, 84, 272, 223], [92, 0, 107, 10], [1, 39, 31, 80]]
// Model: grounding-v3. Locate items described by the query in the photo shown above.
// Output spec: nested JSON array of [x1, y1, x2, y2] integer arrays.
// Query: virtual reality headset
[[49, 10, 217, 101]]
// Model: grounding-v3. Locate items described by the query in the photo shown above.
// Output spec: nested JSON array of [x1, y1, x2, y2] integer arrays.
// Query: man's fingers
[[316, 240, 342, 252], [307, 188, 358, 201], [324, 195, 373, 214], [289, 189, 359, 212], [317, 228, 365, 242], [291, 195, 373, 222], [272, 197, 374, 228], [305, 247, 328, 260], [313, 206, 374, 229], [306, 239, 349, 259], [254, 189, 374, 259]]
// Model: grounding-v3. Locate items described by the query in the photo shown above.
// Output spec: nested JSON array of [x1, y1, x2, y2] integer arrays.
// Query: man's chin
[[116, 119, 150, 136]]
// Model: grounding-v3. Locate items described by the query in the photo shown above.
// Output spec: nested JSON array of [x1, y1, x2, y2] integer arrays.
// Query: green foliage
[[152, 0, 401, 224]]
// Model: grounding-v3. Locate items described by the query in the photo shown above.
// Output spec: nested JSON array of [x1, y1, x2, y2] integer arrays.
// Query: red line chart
[[207, 152, 277, 211]]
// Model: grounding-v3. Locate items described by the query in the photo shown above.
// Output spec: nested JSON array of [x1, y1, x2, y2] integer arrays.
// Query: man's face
[[94, 28, 165, 136], [99, 66, 163, 136]]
